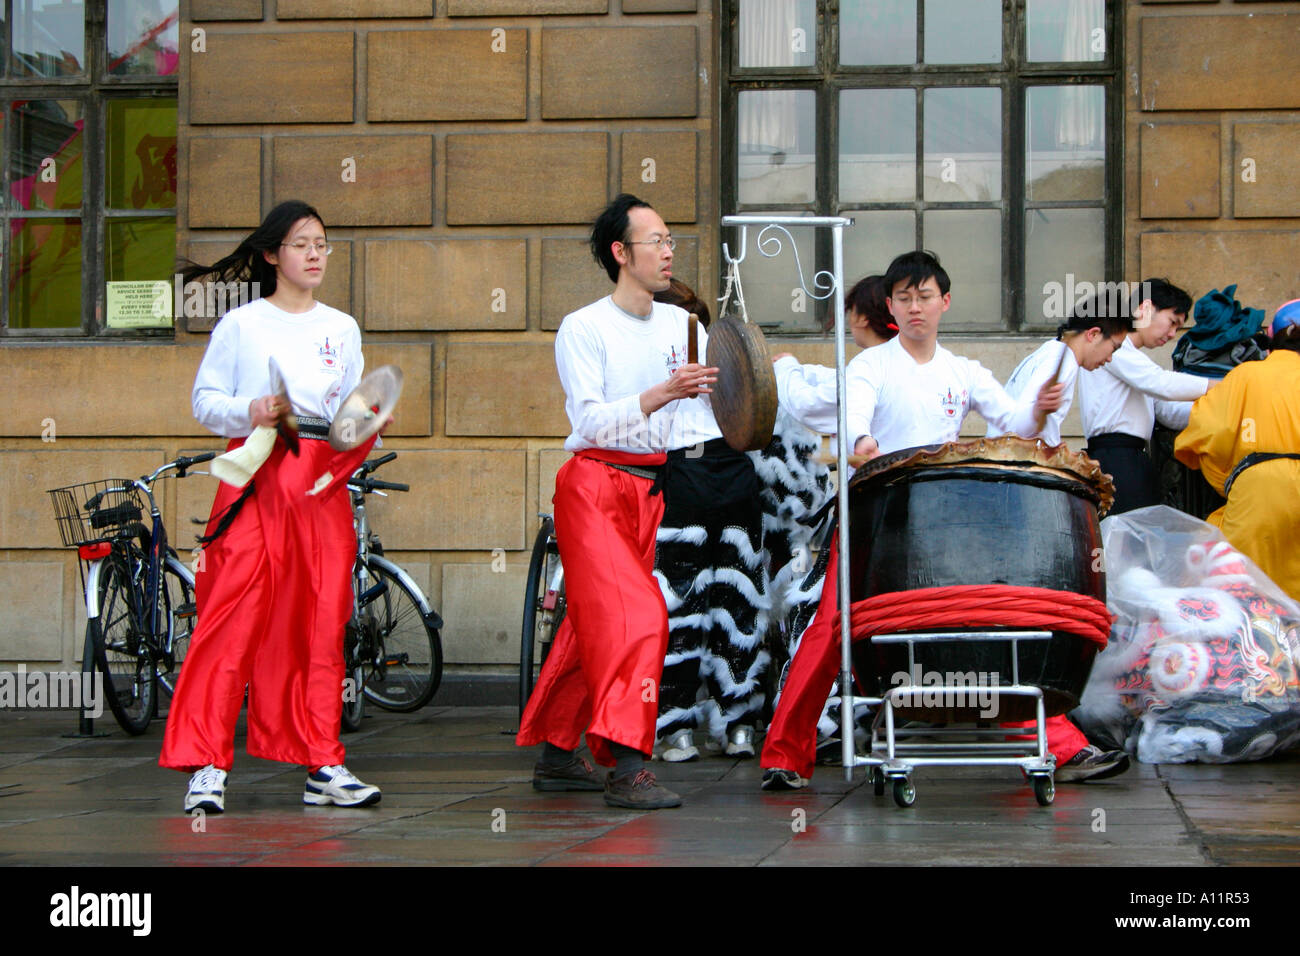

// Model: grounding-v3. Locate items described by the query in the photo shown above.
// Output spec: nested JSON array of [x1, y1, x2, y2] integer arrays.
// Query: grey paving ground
[[1, 704, 1297, 867]]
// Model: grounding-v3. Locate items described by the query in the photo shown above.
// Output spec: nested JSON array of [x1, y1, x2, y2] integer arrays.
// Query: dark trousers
[[1087, 433, 1160, 516]]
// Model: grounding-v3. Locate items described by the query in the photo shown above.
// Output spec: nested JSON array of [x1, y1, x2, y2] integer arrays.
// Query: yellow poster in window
[[106, 280, 172, 328]]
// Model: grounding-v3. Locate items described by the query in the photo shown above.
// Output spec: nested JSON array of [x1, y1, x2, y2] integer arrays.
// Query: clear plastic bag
[[1071, 506, 1300, 763]]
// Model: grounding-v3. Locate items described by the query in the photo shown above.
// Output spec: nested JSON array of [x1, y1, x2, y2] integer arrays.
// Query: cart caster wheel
[[1033, 774, 1055, 806], [871, 767, 886, 797], [892, 777, 916, 808]]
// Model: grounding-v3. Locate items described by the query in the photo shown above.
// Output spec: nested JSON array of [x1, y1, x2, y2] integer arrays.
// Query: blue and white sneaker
[[303, 764, 381, 807], [185, 765, 227, 814]]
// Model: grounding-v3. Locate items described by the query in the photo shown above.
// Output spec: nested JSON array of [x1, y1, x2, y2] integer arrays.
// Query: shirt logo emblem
[[665, 345, 685, 375], [318, 337, 340, 371]]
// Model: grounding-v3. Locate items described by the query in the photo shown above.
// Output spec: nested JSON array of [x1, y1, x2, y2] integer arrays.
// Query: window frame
[[0, 1, 178, 339], [721, 0, 1122, 334]]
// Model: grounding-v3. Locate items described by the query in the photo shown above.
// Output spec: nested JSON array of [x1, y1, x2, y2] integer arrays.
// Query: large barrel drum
[[846, 437, 1115, 722]]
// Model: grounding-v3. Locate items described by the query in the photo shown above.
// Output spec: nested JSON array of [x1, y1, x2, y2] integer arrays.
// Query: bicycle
[[519, 513, 566, 718], [47, 453, 216, 735], [340, 452, 444, 732]]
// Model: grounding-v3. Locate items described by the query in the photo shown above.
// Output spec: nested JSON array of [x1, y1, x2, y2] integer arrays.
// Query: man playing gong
[[516, 194, 717, 809]]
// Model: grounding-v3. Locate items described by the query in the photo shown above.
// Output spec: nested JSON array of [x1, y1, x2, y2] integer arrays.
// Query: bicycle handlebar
[[85, 452, 220, 511], [348, 477, 409, 495], [360, 452, 397, 475]]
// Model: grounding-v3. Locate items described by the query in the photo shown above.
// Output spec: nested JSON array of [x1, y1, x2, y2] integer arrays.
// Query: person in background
[[651, 279, 770, 762], [990, 291, 1133, 447], [762, 275, 896, 761], [1077, 278, 1217, 514], [988, 293, 1137, 781]]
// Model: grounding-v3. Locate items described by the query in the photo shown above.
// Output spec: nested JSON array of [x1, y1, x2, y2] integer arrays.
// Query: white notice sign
[[106, 280, 172, 328]]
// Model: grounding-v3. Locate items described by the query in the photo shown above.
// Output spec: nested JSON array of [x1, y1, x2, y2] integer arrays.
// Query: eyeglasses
[[622, 236, 676, 251], [281, 240, 333, 255]]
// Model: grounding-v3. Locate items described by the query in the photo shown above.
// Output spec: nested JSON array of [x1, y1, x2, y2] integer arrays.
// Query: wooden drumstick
[[687, 312, 698, 365], [1033, 340, 1071, 432]]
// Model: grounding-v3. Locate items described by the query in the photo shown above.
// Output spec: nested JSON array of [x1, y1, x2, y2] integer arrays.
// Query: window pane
[[9, 218, 82, 329], [723, 213, 818, 331], [108, 0, 180, 77], [840, 89, 915, 203], [924, 87, 1001, 202], [12, 0, 85, 77], [1028, 0, 1105, 63], [924, 0, 1000, 64], [107, 99, 178, 209], [1024, 207, 1104, 330], [738, 0, 816, 68], [921, 209, 1001, 331], [9, 100, 84, 211], [843, 210, 914, 285], [1026, 85, 1104, 201], [738, 90, 816, 205], [840, 0, 915, 66], [105, 217, 175, 329]]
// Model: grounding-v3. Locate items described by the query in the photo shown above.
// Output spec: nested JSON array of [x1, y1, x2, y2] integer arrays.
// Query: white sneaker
[[185, 764, 227, 814], [659, 728, 700, 763], [303, 764, 382, 807]]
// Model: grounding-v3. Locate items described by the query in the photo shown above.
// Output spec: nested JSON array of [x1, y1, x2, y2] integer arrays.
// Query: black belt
[[1223, 452, 1300, 497], [603, 461, 661, 481], [297, 417, 330, 440], [1087, 433, 1147, 451]]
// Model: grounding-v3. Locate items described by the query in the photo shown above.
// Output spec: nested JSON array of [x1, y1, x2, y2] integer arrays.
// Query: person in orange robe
[[1175, 301, 1300, 601]]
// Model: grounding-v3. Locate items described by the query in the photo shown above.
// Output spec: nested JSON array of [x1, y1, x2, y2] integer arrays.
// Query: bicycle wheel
[[359, 556, 442, 711], [520, 518, 566, 717], [92, 550, 156, 734], [156, 551, 196, 700], [340, 619, 366, 732]]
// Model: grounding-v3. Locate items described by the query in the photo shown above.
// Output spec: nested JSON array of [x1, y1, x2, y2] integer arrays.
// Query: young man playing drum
[[761, 250, 1070, 790], [516, 194, 717, 809]]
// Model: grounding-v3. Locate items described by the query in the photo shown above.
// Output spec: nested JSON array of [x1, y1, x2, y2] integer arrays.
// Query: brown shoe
[[532, 754, 603, 792], [603, 769, 683, 809]]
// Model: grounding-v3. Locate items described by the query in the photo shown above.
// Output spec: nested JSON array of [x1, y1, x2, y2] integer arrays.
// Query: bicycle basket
[[47, 479, 145, 548]]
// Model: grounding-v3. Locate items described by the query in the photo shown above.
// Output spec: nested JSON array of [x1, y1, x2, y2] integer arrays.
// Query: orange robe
[[1174, 350, 1300, 601]]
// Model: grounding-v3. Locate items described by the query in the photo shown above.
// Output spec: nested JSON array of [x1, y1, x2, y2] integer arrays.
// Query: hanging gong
[[708, 314, 777, 452]]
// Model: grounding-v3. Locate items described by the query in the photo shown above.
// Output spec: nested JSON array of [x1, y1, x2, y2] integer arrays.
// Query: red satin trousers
[[516, 453, 669, 766], [160, 436, 372, 772]]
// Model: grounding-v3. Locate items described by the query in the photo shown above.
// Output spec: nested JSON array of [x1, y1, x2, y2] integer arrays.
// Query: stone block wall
[[1129, 1, 1300, 315], [0, 1, 717, 672]]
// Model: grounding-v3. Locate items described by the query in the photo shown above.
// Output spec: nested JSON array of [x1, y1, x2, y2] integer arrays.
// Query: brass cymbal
[[329, 365, 404, 451]]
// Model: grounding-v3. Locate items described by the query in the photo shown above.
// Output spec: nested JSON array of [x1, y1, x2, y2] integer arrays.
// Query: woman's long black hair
[[180, 199, 325, 299]]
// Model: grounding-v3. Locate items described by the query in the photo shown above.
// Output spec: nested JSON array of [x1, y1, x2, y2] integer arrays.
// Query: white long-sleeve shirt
[[846, 337, 1040, 456], [192, 297, 363, 438], [986, 339, 1077, 446], [773, 355, 842, 436], [1077, 337, 1209, 439], [555, 295, 713, 454]]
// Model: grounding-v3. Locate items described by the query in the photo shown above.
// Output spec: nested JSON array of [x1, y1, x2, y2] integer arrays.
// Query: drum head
[[709, 314, 777, 452], [849, 436, 1116, 515]]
